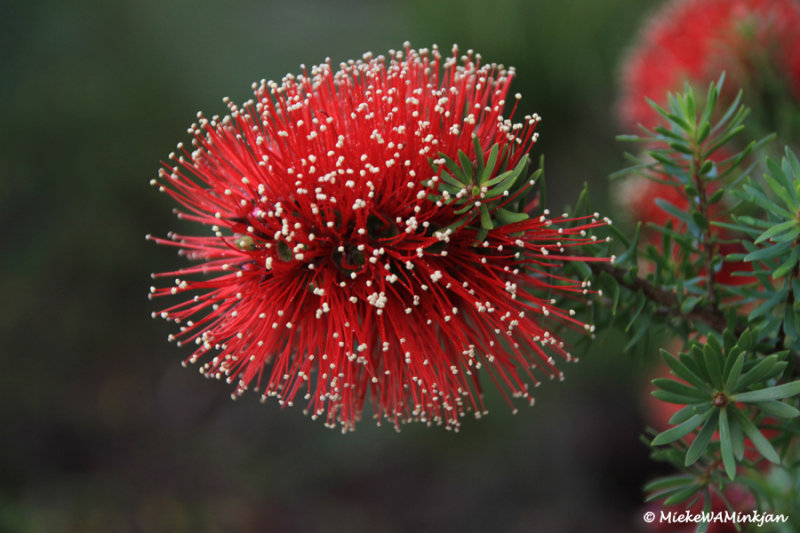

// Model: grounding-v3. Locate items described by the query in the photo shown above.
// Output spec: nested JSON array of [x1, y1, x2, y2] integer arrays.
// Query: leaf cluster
[[426, 137, 539, 242], [722, 148, 800, 343], [651, 329, 800, 479]]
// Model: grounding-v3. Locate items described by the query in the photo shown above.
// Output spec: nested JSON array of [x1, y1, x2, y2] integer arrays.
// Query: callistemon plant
[[606, 76, 800, 531], [148, 44, 610, 432]]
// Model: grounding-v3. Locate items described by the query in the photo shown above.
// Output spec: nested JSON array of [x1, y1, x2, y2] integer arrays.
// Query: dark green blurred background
[[1, 0, 664, 531]]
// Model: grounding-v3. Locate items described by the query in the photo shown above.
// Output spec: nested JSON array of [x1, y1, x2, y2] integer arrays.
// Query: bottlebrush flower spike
[[618, 0, 800, 131], [148, 44, 610, 432]]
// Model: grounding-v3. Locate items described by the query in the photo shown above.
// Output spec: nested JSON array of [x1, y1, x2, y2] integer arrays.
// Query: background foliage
[[2, 0, 670, 531]]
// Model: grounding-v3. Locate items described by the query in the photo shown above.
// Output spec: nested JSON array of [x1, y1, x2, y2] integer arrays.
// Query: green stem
[[692, 137, 717, 306], [591, 262, 728, 333]]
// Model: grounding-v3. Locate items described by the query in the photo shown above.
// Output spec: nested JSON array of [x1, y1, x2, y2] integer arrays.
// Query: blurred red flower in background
[[148, 45, 608, 432], [618, 0, 800, 131]]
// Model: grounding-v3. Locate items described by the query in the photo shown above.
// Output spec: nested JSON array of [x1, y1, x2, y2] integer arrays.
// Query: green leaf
[[442, 155, 469, 184], [724, 351, 745, 392], [722, 328, 737, 353], [669, 141, 694, 155], [457, 150, 474, 180], [685, 89, 696, 122], [488, 171, 523, 198], [479, 204, 494, 231], [705, 124, 746, 157], [653, 126, 686, 141], [669, 402, 713, 425], [754, 219, 799, 244], [472, 136, 485, 174], [730, 414, 744, 461], [437, 161, 468, 188], [652, 389, 706, 405], [784, 305, 799, 342], [762, 168, 797, 211], [663, 351, 712, 392], [572, 182, 591, 217], [734, 381, 800, 402], [653, 378, 709, 399], [654, 198, 693, 226], [687, 345, 711, 383], [685, 409, 719, 466], [703, 343, 724, 389], [741, 184, 794, 219], [644, 475, 696, 494], [753, 400, 800, 418], [571, 261, 592, 280], [664, 485, 702, 506], [612, 223, 641, 266], [743, 240, 793, 263], [748, 287, 789, 320], [484, 144, 499, 178], [699, 75, 720, 128], [693, 211, 710, 230], [773, 246, 800, 279], [484, 168, 515, 188], [730, 408, 780, 464], [615, 134, 644, 143], [734, 355, 780, 391], [738, 328, 753, 352], [697, 121, 712, 144], [722, 345, 741, 378], [718, 408, 737, 479], [651, 412, 711, 446], [625, 292, 647, 333], [493, 207, 528, 226], [277, 240, 293, 261], [710, 88, 742, 137]]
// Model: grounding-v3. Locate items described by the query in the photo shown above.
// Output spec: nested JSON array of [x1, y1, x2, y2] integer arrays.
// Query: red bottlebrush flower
[[148, 44, 609, 432], [618, 0, 800, 131]]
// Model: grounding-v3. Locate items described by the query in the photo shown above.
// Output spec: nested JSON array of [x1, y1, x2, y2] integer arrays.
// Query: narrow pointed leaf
[[653, 378, 708, 399], [472, 136, 485, 174], [644, 475, 696, 493], [494, 207, 528, 226], [652, 389, 706, 405], [703, 343, 724, 388], [664, 485, 702, 506], [685, 410, 719, 466], [651, 412, 710, 446], [734, 355, 778, 390], [718, 408, 737, 479], [662, 351, 712, 392], [669, 402, 713, 425], [483, 144, 499, 178], [734, 381, 800, 402], [724, 351, 745, 392], [754, 219, 798, 244], [753, 400, 800, 418], [730, 408, 780, 464], [479, 204, 493, 230], [457, 150, 474, 180]]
